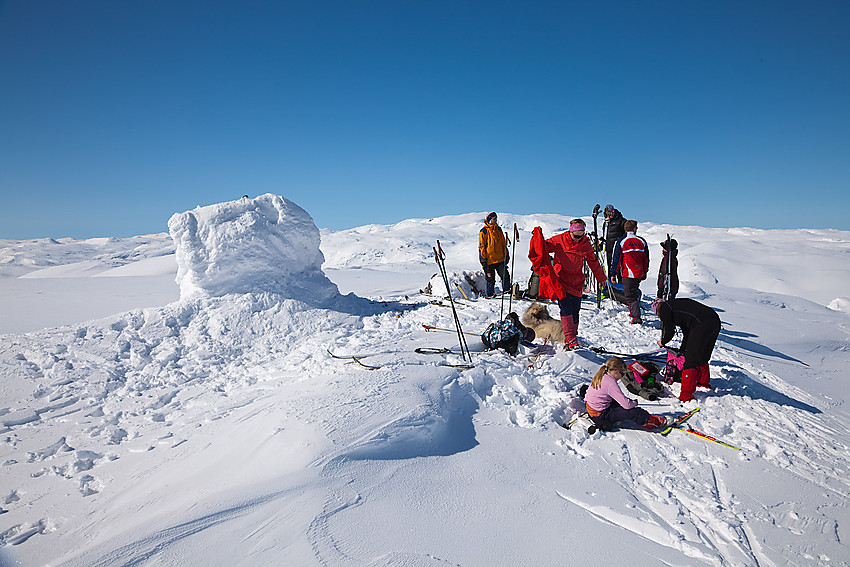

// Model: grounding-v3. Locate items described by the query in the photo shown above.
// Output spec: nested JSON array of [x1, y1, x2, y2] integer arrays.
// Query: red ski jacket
[[611, 233, 649, 279], [528, 227, 606, 300]]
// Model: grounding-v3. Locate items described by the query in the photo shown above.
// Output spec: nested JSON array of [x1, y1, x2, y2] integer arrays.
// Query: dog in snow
[[521, 302, 564, 343]]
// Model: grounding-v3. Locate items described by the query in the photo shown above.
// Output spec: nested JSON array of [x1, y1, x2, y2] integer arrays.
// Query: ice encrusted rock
[[168, 194, 340, 303]]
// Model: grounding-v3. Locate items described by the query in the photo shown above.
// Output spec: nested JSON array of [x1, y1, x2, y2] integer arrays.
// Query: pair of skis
[[565, 406, 741, 451], [661, 407, 741, 450]]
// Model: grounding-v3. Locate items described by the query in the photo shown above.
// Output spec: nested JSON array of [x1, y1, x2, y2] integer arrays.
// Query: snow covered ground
[[1, 194, 849, 566]]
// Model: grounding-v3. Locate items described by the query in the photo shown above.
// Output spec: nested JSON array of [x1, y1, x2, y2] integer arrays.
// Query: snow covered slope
[[0, 197, 848, 566]]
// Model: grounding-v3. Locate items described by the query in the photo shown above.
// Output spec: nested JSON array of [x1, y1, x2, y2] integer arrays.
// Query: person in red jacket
[[610, 220, 649, 324], [528, 219, 606, 349]]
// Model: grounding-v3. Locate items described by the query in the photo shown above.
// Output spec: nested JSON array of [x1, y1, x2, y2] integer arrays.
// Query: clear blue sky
[[1, 1, 848, 238]]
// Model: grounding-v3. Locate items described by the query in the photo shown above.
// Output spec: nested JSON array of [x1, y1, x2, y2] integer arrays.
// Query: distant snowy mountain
[[0, 195, 848, 566]]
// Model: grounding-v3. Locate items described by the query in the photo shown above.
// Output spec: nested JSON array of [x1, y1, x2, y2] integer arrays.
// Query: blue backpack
[[482, 319, 520, 347]]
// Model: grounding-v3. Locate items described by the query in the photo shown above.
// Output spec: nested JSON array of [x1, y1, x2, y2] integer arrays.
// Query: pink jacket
[[585, 373, 637, 412]]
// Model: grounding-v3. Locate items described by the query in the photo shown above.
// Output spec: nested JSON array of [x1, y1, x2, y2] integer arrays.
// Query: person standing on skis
[[610, 220, 650, 324], [478, 212, 510, 297], [528, 218, 606, 349], [651, 298, 721, 402], [603, 204, 626, 280]]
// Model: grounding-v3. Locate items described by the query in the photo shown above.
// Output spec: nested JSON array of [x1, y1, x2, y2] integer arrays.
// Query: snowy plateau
[[0, 193, 849, 567]]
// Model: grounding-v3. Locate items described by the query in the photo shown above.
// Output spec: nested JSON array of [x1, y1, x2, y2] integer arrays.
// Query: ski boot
[[642, 414, 673, 430]]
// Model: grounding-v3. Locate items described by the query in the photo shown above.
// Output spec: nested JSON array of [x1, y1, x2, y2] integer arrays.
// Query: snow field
[[0, 198, 848, 565]]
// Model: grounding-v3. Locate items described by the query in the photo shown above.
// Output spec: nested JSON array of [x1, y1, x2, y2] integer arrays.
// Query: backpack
[[526, 269, 540, 299], [577, 384, 614, 431], [622, 360, 665, 401], [664, 351, 685, 383], [481, 318, 522, 355], [481, 312, 533, 356]]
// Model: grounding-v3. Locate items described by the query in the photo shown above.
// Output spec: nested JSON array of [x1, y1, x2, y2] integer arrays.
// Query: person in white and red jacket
[[610, 220, 649, 324]]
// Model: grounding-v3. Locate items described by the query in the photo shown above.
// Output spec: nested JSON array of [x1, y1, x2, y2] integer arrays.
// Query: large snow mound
[[168, 194, 340, 303]]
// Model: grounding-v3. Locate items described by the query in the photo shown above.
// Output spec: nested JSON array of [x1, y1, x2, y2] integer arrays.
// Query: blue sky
[[1, 1, 848, 238]]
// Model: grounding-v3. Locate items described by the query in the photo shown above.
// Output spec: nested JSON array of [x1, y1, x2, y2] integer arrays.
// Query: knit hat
[[660, 238, 678, 251], [486, 212, 497, 222], [651, 298, 665, 314]]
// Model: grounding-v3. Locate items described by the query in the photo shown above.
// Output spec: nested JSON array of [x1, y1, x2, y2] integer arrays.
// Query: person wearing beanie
[[603, 205, 626, 281], [610, 220, 649, 324], [651, 298, 721, 402], [657, 238, 679, 300], [527, 218, 606, 349], [478, 212, 510, 297]]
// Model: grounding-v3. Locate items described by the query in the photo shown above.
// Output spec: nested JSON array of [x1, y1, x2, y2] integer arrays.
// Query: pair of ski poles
[[501, 223, 520, 320], [434, 241, 472, 363]]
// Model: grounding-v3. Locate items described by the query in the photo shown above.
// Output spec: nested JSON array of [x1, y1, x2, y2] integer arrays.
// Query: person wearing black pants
[[651, 298, 721, 402], [610, 220, 649, 324]]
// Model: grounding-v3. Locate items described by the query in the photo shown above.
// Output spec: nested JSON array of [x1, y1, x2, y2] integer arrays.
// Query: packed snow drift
[[168, 194, 341, 305], [0, 195, 849, 566]]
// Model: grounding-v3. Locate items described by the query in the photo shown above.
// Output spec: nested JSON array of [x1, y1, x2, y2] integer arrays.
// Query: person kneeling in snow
[[651, 298, 721, 402], [584, 358, 671, 430]]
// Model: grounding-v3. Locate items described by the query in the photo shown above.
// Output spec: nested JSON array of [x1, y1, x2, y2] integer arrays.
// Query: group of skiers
[[478, 206, 721, 411]]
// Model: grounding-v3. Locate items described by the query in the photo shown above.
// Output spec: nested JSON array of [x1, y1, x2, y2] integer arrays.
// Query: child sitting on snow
[[584, 357, 671, 430]]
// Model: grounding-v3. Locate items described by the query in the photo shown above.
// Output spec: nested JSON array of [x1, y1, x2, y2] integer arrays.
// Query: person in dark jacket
[[651, 298, 721, 402], [656, 238, 679, 300], [610, 220, 649, 324], [603, 205, 626, 280]]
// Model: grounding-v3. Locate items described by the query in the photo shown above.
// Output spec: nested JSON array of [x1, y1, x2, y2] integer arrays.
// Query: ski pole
[[500, 230, 509, 320], [528, 334, 550, 369], [508, 223, 519, 315], [421, 323, 480, 338], [592, 205, 602, 308]]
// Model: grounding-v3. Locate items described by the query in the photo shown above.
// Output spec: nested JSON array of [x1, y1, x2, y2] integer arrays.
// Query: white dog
[[521, 302, 564, 343]]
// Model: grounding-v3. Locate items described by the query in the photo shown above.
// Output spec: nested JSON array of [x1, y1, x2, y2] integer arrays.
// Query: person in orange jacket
[[478, 212, 510, 297], [528, 219, 606, 349]]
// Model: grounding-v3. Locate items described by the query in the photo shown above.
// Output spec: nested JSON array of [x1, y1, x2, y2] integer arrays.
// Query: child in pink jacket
[[585, 357, 670, 430]]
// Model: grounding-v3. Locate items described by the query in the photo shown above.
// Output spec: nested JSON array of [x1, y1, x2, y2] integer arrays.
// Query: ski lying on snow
[[672, 425, 741, 450], [588, 345, 666, 360], [326, 348, 383, 370], [660, 407, 700, 435], [328, 347, 475, 371]]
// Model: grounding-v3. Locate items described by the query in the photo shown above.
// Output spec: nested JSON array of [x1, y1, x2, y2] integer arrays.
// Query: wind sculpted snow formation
[[168, 193, 341, 304], [0, 197, 849, 566]]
